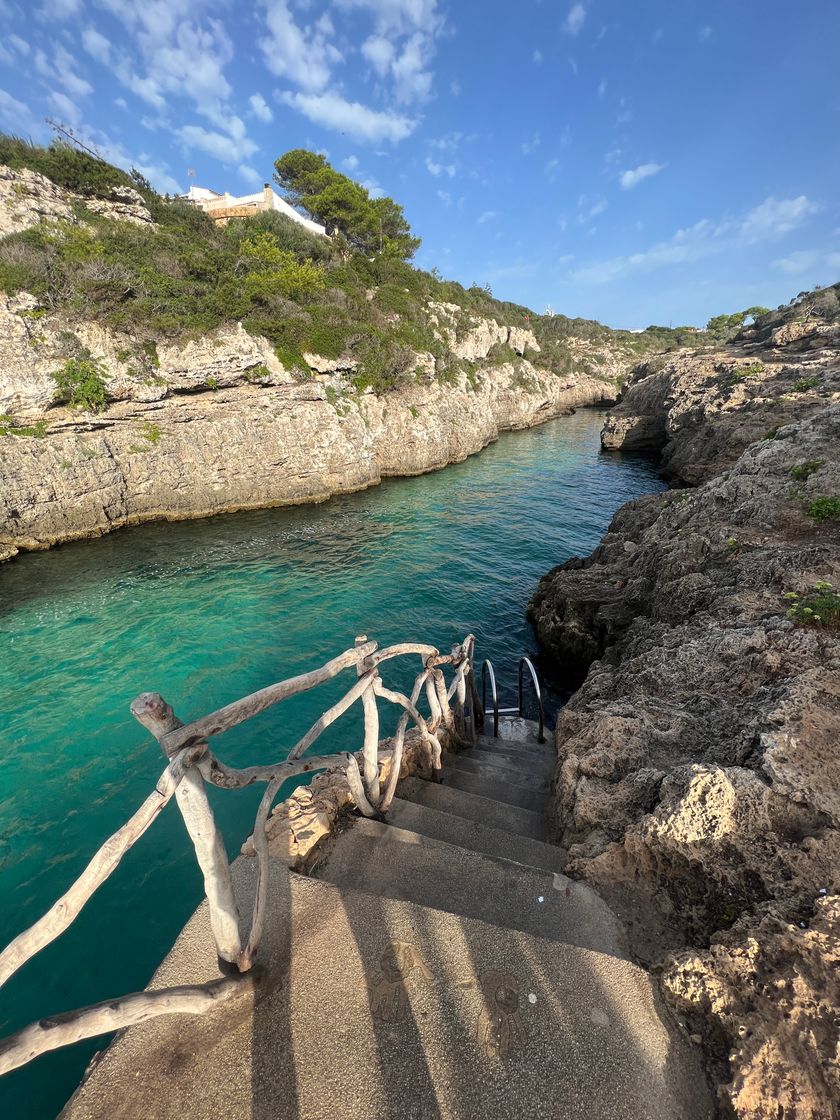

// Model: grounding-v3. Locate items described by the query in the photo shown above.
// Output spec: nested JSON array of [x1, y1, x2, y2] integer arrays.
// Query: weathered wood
[[379, 670, 429, 813], [433, 668, 455, 732], [199, 751, 349, 790], [370, 642, 439, 668], [0, 976, 253, 1076], [161, 640, 377, 754], [0, 748, 200, 990], [356, 636, 381, 803], [425, 672, 442, 732], [131, 693, 242, 970], [373, 680, 443, 775], [240, 776, 281, 972], [286, 669, 376, 761]]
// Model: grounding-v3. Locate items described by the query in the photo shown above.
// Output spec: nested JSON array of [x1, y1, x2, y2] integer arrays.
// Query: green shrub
[[0, 413, 48, 437], [807, 496, 840, 522], [0, 136, 136, 199], [789, 460, 825, 482], [793, 377, 820, 392], [140, 421, 161, 445], [784, 583, 840, 627], [51, 356, 108, 411]]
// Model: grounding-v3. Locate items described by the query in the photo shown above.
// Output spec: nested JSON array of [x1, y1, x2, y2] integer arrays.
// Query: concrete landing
[[441, 752, 550, 791], [62, 860, 714, 1120]]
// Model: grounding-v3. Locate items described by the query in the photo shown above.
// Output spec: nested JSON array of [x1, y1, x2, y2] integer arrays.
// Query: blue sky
[[0, 0, 838, 328]]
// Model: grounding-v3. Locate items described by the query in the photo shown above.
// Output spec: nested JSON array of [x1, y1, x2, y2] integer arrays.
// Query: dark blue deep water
[[0, 409, 663, 1118]]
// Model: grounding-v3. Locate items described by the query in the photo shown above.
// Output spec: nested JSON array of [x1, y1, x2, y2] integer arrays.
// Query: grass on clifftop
[[0, 135, 694, 394]]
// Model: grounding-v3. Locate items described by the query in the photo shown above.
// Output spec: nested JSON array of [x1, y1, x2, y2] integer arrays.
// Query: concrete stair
[[62, 716, 714, 1120]]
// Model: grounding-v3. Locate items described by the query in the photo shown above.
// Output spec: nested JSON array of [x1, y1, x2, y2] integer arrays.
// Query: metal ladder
[[479, 656, 547, 743]]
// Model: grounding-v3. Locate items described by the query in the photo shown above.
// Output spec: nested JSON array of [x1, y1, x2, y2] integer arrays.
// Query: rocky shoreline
[[529, 288, 840, 1119], [0, 297, 616, 563]]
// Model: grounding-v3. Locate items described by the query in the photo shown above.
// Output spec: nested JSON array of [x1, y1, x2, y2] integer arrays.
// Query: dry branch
[[285, 670, 375, 761], [161, 641, 377, 754], [0, 976, 253, 1076], [0, 747, 200, 990]]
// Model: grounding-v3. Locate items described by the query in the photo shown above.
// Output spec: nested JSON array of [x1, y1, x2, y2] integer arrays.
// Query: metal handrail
[[481, 659, 499, 738], [518, 657, 546, 743]]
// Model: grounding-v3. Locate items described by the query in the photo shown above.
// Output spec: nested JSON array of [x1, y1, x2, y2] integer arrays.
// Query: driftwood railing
[[0, 633, 477, 1076]]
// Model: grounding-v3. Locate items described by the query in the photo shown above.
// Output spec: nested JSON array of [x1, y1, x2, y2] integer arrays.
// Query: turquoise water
[[0, 409, 662, 1118]]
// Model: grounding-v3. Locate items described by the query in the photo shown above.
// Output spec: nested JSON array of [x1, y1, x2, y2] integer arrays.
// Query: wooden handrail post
[[131, 693, 243, 972], [355, 636, 381, 806]]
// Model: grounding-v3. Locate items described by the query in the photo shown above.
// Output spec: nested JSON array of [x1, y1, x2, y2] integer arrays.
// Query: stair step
[[396, 776, 551, 840], [475, 734, 552, 759], [441, 767, 549, 813], [319, 818, 627, 957], [481, 714, 549, 747], [442, 752, 549, 791], [385, 796, 566, 874], [468, 745, 554, 777], [62, 859, 714, 1120]]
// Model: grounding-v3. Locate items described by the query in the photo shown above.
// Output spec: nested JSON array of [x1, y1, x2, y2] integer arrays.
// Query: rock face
[[0, 296, 615, 561], [529, 296, 840, 1119], [601, 296, 840, 485], [0, 164, 153, 236]]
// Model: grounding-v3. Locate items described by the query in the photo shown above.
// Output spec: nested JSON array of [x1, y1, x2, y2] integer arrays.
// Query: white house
[[180, 183, 327, 236]]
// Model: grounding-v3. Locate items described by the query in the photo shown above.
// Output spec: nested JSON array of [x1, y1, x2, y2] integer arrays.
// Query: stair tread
[[386, 796, 566, 874], [441, 768, 548, 813], [442, 753, 550, 791], [319, 818, 626, 957], [62, 859, 714, 1120], [466, 746, 554, 777], [396, 776, 550, 840]]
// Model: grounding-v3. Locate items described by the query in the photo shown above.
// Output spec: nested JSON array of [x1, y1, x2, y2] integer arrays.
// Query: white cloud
[[521, 132, 541, 155], [425, 156, 454, 177], [38, 0, 81, 17], [533, 49, 543, 64], [436, 188, 452, 206], [9, 34, 30, 55], [82, 27, 112, 65], [573, 194, 819, 285], [238, 164, 264, 187], [478, 210, 499, 224], [699, 25, 713, 41], [280, 90, 416, 143], [450, 78, 461, 96], [115, 97, 127, 109], [620, 162, 666, 189], [48, 90, 82, 124], [248, 92, 273, 123], [333, 0, 443, 37], [342, 154, 360, 171], [589, 197, 608, 217], [361, 34, 395, 73], [258, 0, 340, 90], [362, 176, 385, 198], [564, 3, 586, 35], [598, 78, 607, 98], [738, 195, 819, 240], [0, 87, 41, 135], [53, 44, 94, 98], [179, 123, 259, 163]]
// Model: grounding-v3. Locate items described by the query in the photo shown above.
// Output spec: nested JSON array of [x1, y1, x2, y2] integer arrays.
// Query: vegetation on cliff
[[0, 136, 698, 395]]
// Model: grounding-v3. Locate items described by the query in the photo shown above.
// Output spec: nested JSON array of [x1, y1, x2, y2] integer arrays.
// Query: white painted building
[[180, 183, 327, 236]]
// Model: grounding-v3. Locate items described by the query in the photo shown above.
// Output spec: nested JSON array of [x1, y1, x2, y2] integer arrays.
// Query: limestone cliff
[[529, 290, 840, 1119], [0, 291, 615, 563]]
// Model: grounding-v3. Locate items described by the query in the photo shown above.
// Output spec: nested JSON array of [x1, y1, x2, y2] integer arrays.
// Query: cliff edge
[[529, 288, 840, 1120]]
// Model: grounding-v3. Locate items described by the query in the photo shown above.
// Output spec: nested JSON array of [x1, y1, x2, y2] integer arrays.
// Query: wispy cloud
[[564, 3, 586, 36], [248, 93, 273, 123], [773, 249, 840, 275], [699, 25, 713, 42], [425, 156, 455, 177], [280, 90, 416, 143], [620, 162, 666, 189], [573, 194, 820, 284], [521, 132, 541, 155], [478, 210, 499, 224]]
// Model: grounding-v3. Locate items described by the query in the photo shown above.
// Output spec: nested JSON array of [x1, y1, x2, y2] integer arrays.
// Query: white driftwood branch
[[198, 752, 346, 790], [433, 669, 454, 732], [0, 747, 200, 990], [286, 669, 376, 761], [373, 679, 443, 774], [356, 636, 381, 802], [131, 694, 242, 970], [370, 643, 439, 668], [240, 776, 281, 972], [0, 976, 253, 1076], [161, 640, 378, 753], [379, 669, 429, 813]]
